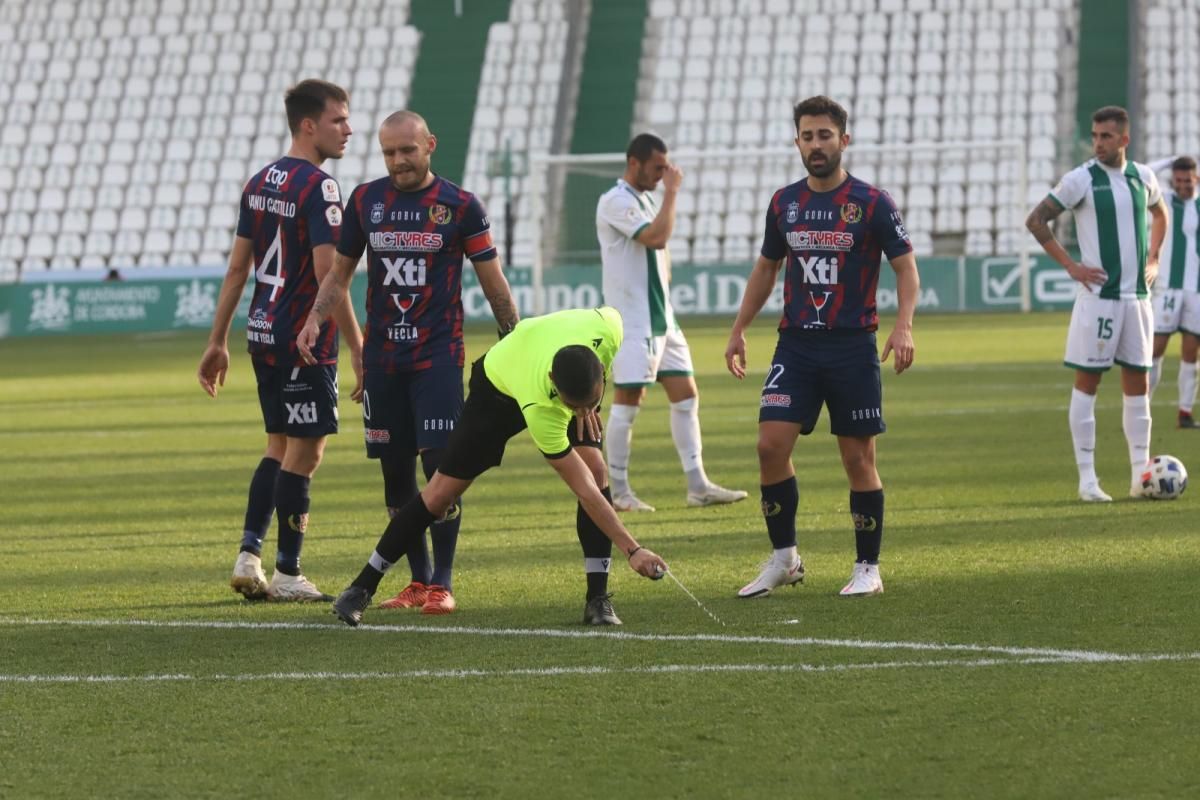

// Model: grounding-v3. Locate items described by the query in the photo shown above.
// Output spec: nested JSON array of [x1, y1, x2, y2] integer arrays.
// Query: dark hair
[[551, 345, 604, 405], [793, 95, 849, 135], [1091, 105, 1130, 130], [1172, 155, 1198, 173], [627, 133, 667, 162], [285, 79, 349, 134]]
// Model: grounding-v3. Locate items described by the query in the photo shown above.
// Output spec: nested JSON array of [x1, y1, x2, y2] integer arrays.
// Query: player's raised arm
[[725, 254, 784, 379], [545, 448, 667, 578], [197, 235, 254, 397], [299, 251, 358, 365], [631, 163, 682, 250], [473, 256, 520, 337]]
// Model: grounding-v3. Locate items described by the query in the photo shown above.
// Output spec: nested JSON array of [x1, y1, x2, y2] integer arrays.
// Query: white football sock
[[1179, 360, 1198, 413], [772, 546, 798, 566], [1150, 356, 1164, 397], [1069, 388, 1098, 485], [368, 550, 395, 574], [606, 403, 639, 496], [583, 557, 612, 574], [1122, 393, 1152, 482], [670, 396, 709, 493]]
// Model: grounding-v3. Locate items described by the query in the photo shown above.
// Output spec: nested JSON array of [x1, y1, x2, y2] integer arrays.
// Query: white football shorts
[[612, 327, 694, 387], [1063, 293, 1153, 372], [1152, 288, 1200, 336]]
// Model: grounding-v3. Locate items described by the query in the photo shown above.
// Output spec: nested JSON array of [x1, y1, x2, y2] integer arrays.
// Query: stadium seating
[[460, 0, 569, 269], [634, 0, 1072, 261], [0, 0, 1157, 283], [1142, 1, 1200, 162], [0, 0, 418, 280]]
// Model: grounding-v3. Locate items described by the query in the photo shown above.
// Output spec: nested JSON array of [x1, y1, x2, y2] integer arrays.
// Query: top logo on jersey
[[429, 204, 452, 225], [322, 179, 341, 203], [265, 166, 290, 190], [785, 201, 800, 224], [370, 202, 385, 224], [839, 202, 862, 224]]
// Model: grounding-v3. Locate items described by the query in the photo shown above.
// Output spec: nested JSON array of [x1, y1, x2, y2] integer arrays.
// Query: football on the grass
[[1139, 455, 1188, 500]]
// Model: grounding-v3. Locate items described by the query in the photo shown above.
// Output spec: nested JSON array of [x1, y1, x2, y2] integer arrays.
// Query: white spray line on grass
[[3, 652, 1200, 686], [6, 617, 1198, 664]]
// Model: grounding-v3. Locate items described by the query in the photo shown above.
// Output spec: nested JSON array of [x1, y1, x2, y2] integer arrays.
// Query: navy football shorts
[[253, 358, 339, 438], [361, 365, 464, 458], [438, 358, 602, 481], [757, 330, 886, 437]]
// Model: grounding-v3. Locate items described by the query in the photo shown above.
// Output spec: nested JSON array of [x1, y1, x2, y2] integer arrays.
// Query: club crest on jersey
[[321, 178, 340, 203], [785, 201, 799, 224], [839, 202, 862, 223], [370, 202, 385, 224], [429, 204, 452, 225]]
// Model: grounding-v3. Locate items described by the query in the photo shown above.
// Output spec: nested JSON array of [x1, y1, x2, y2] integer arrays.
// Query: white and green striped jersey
[[1050, 158, 1163, 299], [1161, 188, 1200, 292], [596, 179, 674, 336]]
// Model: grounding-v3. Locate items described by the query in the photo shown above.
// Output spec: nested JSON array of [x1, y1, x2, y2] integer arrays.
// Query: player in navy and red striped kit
[[198, 79, 363, 602], [724, 95, 920, 599], [299, 110, 519, 615]]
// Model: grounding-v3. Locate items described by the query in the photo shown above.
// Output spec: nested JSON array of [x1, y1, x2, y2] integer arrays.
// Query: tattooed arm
[[298, 251, 359, 365], [1025, 197, 1108, 287], [472, 257, 520, 337]]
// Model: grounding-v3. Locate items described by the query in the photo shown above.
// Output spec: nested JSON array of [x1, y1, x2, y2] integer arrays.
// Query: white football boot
[[1078, 481, 1113, 503], [267, 571, 333, 602], [737, 554, 805, 598], [230, 551, 269, 600], [687, 484, 750, 507], [839, 562, 884, 597], [612, 491, 655, 512]]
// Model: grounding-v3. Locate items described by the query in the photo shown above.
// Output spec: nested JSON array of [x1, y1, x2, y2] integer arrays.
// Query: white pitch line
[[5, 618, 1198, 664], [0, 656, 1126, 685]]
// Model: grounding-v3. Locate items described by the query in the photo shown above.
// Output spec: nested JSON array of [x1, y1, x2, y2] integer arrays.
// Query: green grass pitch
[[1, 312, 1198, 798]]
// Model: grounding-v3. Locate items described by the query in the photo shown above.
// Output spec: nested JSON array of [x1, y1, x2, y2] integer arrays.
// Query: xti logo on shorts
[[286, 402, 318, 424]]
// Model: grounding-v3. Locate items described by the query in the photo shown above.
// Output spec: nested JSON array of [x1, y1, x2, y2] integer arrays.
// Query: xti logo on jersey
[[338, 175, 497, 373], [761, 175, 912, 331]]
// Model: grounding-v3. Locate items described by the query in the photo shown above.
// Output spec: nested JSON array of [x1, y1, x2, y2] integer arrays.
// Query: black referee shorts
[[438, 358, 602, 480]]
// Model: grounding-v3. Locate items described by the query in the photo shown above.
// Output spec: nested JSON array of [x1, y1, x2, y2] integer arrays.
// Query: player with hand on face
[[198, 79, 363, 603], [298, 110, 519, 615], [725, 95, 919, 599], [596, 133, 747, 512]]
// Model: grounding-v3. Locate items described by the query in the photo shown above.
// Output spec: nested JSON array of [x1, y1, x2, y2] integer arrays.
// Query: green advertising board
[[0, 255, 1078, 340]]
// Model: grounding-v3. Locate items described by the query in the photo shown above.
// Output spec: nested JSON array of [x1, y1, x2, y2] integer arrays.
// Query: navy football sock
[[381, 456, 430, 584], [760, 477, 799, 549], [240, 457, 280, 555], [352, 495, 438, 593], [274, 470, 310, 576], [851, 489, 884, 564], [578, 486, 614, 600], [422, 450, 461, 590]]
